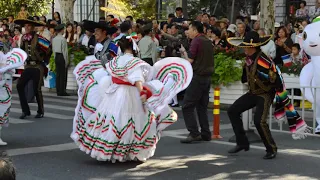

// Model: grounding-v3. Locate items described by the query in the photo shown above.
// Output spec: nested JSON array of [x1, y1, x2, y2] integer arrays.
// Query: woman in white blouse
[[64, 23, 76, 44]]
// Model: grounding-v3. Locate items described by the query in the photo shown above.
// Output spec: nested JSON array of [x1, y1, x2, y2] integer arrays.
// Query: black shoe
[[228, 145, 250, 154], [35, 113, 44, 118], [180, 135, 202, 144], [263, 152, 277, 159], [61, 93, 70, 96], [201, 135, 212, 141], [19, 112, 31, 119]]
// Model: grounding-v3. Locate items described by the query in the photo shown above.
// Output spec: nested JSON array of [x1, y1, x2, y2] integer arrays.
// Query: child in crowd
[[291, 43, 302, 64], [17, 5, 29, 19]]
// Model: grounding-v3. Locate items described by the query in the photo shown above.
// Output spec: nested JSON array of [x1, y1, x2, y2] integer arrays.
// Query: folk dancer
[[14, 17, 51, 119], [70, 36, 193, 162], [226, 31, 311, 159], [0, 48, 27, 145], [83, 20, 118, 66]]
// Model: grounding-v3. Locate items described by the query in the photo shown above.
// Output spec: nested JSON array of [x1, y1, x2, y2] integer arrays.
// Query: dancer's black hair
[[117, 36, 137, 57]]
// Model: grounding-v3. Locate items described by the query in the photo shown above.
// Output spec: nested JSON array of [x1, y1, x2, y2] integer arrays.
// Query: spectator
[[202, 13, 210, 24], [99, 17, 106, 22], [54, 12, 62, 24], [209, 15, 217, 26], [12, 26, 22, 48], [172, 7, 185, 23], [160, 24, 183, 57], [236, 22, 246, 38], [179, 21, 214, 143], [40, 16, 47, 23], [106, 15, 114, 23], [2, 18, 8, 25], [259, 28, 276, 59], [125, 16, 133, 24], [296, 1, 309, 19], [212, 27, 227, 48], [138, 23, 154, 66], [227, 24, 237, 38], [75, 25, 85, 44], [33, 16, 40, 21], [253, 20, 260, 31], [38, 23, 51, 41], [217, 18, 229, 40], [7, 15, 14, 32], [275, 26, 293, 66], [243, 16, 251, 32], [291, 24, 303, 43], [0, 151, 16, 180], [113, 21, 132, 42], [64, 23, 76, 44], [291, 43, 302, 64], [152, 20, 161, 40], [301, 19, 309, 28], [17, 4, 29, 19], [309, 0, 320, 21]]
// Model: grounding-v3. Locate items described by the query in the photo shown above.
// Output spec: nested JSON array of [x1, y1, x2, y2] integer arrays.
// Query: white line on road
[[9, 118, 34, 124], [10, 108, 74, 120], [11, 94, 77, 105], [164, 133, 320, 159], [11, 100, 76, 112], [41, 92, 78, 100], [7, 142, 77, 156], [4, 127, 320, 159]]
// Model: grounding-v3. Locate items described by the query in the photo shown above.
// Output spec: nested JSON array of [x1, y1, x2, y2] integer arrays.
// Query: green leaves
[[0, 0, 51, 17], [211, 53, 243, 88]]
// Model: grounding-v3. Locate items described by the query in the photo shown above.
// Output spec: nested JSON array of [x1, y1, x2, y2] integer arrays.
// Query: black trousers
[[227, 93, 277, 153], [182, 75, 211, 138], [55, 53, 67, 95], [142, 58, 153, 66], [17, 67, 44, 114]]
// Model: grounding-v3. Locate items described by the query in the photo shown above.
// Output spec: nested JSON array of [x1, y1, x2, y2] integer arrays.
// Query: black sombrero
[[14, 16, 46, 27], [83, 20, 118, 35], [227, 31, 273, 48]]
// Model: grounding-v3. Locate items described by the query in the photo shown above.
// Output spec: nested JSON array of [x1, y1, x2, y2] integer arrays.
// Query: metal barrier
[[246, 86, 320, 137]]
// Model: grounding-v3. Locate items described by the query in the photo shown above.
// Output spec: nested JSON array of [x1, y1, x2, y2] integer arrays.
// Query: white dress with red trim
[[0, 48, 27, 126], [71, 54, 192, 162]]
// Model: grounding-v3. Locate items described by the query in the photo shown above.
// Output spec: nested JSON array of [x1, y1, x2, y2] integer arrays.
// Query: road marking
[[11, 100, 76, 112], [4, 127, 320, 159], [7, 142, 77, 156], [10, 108, 74, 120], [9, 118, 34, 124], [164, 132, 320, 159], [11, 94, 77, 105], [41, 92, 78, 100]]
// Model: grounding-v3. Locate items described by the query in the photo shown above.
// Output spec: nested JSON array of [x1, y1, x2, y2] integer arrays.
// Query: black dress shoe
[[228, 145, 250, 154], [19, 112, 31, 119], [35, 113, 44, 118], [263, 152, 277, 159], [180, 135, 202, 144], [61, 93, 70, 96]]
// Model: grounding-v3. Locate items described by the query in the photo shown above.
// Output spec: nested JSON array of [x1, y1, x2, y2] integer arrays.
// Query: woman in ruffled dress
[[71, 36, 193, 162], [0, 48, 27, 145]]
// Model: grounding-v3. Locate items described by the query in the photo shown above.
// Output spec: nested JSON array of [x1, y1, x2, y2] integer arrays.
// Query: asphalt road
[[1, 89, 320, 180]]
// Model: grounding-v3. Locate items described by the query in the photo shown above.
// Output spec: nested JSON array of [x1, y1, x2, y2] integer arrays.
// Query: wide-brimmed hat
[[14, 16, 46, 27], [227, 31, 272, 48], [83, 20, 118, 35]]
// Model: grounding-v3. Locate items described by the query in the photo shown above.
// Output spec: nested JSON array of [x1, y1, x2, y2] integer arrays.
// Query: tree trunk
[[60, 0, 76, 23], [260, 0, 275, 35], [99, 0, 106, 18]]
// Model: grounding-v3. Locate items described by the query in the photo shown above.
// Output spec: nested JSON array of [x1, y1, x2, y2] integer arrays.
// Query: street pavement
[[1, 89, 320, 180]]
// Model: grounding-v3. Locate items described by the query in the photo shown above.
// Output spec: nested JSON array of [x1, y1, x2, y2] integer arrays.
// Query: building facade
[[46, 0, 100, 22]]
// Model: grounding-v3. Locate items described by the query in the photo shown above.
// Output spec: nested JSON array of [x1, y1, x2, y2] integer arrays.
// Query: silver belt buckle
[[30, 61, 36, 65]]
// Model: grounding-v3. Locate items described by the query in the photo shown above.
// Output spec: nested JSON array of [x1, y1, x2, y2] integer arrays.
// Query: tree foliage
[[100, 0, 156, 21], [0, 0, 51, 18]]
